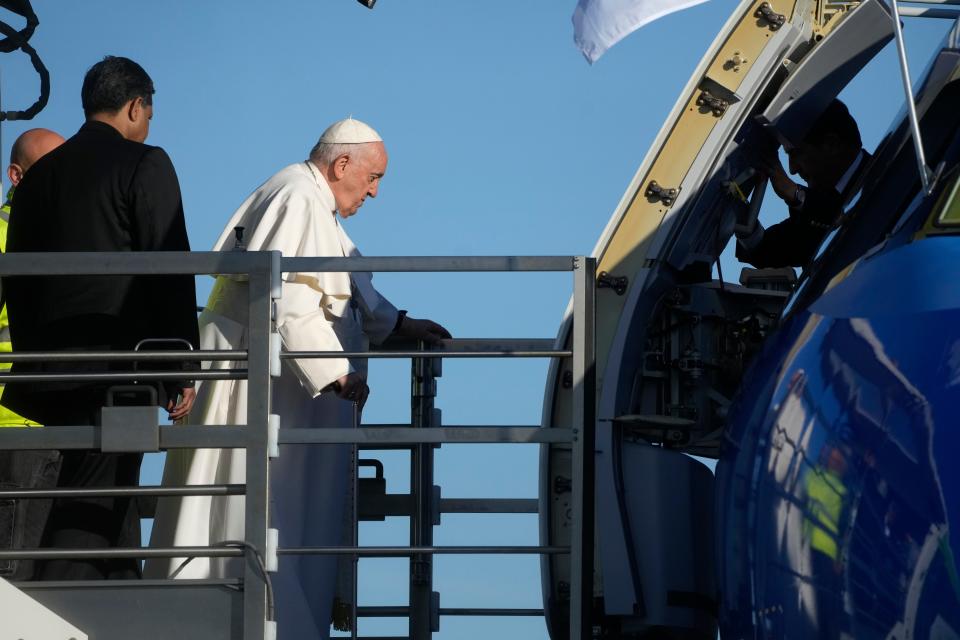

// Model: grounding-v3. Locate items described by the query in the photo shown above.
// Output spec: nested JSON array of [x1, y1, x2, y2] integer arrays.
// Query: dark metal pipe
[[277, 545, 570, 556], [0, 547, 244, 560], [282, 350, 572, 359], [0, 484, 245, 499], [0, 350, 245, 362], [0, 346, 568, 363], [0, 370, 246, 382], [439, 608, 545, 617], [282, 255, 575, 272], [357, 606, 545, 617], [0, 349, 569, 366]]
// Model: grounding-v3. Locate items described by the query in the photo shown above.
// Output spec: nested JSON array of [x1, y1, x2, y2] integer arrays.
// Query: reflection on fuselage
[[718, 309, 960, 639]]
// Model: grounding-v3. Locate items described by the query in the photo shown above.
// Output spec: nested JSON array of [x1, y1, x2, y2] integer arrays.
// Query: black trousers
[[38, 449, 143, 580], [0, 449, 62, 580], [35, 395, 143, 580], [811, 550, 845, 639]]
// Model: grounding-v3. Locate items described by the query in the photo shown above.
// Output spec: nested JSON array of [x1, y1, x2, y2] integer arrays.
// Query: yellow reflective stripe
[[804, 468, 846, 560], [0, 335, 40, 426]]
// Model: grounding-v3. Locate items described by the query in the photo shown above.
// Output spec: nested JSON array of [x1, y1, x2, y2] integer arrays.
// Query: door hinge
[[697, 89, 729, 117], [597, 271, 628, 295], [646, 180, 680, 206], [756, 2, 785, 30]]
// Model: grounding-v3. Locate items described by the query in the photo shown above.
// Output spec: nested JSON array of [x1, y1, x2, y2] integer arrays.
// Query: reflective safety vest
[[804, 464, 846, 561], [0, 191, 40, 427]]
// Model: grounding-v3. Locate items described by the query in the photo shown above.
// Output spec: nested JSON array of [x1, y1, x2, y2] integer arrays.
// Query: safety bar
[[280, 427, 573, 445], [0, 545, 566, 561], [0, 423, 570, 450], [0, 425, 249, 450], [277, 546, 569, 556], [0, 547, 244, 560], [0, 490, 536, 513], [282, 255, 577, 272], [0, 339, 568, 362], [0, 484, 244, 499], [0, 252, 577, 274], [0, 370, 244, 382], [0, 251, 278, 275], [359, 607, 544, 617]]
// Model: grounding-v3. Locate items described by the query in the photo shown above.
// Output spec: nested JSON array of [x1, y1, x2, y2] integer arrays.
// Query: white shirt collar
[[835, 149, 866, 195], [303, 160, 338, 215]]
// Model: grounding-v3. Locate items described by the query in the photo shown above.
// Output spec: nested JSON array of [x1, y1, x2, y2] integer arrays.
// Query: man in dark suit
[[4, 56, 200, 579], [737, 99, 870, 268]]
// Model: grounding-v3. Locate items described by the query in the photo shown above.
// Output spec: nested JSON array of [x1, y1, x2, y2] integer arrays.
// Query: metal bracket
[[358, 459, 388, 521], [266, 528, 279, 572], [431, 591, 441, 633], [100, 385, 159, 453], [756, 1, 785, 30], [100, 406, 160, 452], [597, 271, 628, 295], [432, 485, 442, 526], [697, 89, 729, 117], [268, 414, 280, 459], [269, 333, 282, 378], [645, 180, 679, 206]]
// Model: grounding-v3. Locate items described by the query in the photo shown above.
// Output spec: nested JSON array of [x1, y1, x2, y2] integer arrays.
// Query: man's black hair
[[81, 56, 154, 118], [804, 99, 861, 150]]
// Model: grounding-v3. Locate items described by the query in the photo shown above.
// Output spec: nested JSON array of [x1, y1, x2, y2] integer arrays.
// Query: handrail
[[282, 255, 577, 272], [0, 370, 245, 382], [277, 545, 570, 556], [0, 250, 276, 275], [0, 340, 569, 362], [0, 547, 244, 560], [0, 252, 576, 274], [0, 484, 245, 499], [0, 424, 571, 450], [0, 251, 595, 640]]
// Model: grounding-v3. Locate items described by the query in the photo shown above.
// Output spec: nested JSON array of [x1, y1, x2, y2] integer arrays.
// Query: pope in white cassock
[[146, 118, 451, 639]]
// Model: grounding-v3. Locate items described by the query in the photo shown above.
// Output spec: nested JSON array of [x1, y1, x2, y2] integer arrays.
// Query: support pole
[[242, 252, 277, 640], [890, 0, 935, 194], [352, 402, 360, 640], [409, 343, 438, 639], [569, 257, 596, 639]]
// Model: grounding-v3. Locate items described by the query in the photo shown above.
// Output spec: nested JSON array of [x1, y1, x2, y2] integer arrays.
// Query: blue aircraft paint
[[717, 234, 960, 639]]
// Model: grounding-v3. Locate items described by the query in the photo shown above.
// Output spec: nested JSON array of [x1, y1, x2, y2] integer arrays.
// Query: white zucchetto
[[318, 118, 382, 144]]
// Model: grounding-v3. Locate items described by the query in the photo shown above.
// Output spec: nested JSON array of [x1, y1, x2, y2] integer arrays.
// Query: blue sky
[[0, 1, 954, 638]]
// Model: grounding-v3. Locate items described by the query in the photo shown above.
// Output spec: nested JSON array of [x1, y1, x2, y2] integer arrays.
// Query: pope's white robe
[[146, 162, 398, 640]]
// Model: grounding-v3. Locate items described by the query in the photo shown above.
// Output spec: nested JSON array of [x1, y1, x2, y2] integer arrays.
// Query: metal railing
[[0, 251, 596, 640]]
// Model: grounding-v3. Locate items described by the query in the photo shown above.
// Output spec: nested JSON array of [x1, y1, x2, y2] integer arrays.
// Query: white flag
[[573, 0, 710, 64]]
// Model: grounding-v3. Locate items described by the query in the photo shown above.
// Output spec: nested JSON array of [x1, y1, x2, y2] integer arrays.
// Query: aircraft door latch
[[646, 180, 680, 206], [756, 2, 785, 30], [598, 271, 629, 295], [697, 90, 729, 117]]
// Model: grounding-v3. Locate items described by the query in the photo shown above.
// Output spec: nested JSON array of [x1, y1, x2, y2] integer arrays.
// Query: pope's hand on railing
[[335, 371, 369, 409], [167, 387, 196, 421], [395, 316, 452, 345]]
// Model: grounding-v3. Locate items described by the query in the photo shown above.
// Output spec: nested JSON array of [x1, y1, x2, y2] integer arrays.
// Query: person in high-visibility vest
[[804, 444, 850, 639], [0, 128, 65, 580], [1, 128, 64, 425]]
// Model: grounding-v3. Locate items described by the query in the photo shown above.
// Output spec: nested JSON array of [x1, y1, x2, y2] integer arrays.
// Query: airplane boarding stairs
[[0, 250, 597, 640]]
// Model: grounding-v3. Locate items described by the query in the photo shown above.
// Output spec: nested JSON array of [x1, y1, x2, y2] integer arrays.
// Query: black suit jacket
[[4, 121, 200, 423], [737, 151, 871, 269]]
